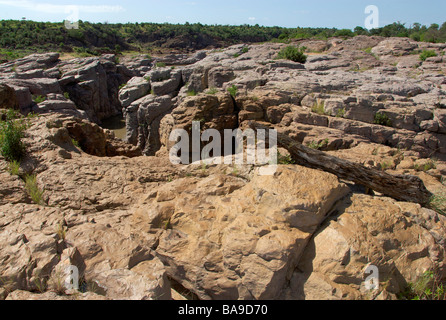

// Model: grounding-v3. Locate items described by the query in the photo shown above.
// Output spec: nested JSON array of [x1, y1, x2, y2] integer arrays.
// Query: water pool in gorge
[[101, 115, 127, 140]]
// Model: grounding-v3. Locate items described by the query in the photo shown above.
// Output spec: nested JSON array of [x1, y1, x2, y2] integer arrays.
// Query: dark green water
[[101, 115, 126, 140]]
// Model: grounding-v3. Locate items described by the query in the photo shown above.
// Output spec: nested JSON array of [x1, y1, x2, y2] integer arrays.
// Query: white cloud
[[248, 17, 256, 21], [0, 0, 125, 14]]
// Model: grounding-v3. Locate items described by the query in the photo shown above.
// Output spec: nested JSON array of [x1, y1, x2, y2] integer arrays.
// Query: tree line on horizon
[[0, 20, 445, 61]]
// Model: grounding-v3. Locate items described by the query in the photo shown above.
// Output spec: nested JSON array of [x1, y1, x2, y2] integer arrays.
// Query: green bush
[[311, 101, 327, 115], [25, 174, 45, 205], [0, 110, 28, 162], [206, 87, 219, 95], [399, 271, 445, 300], [306, 139, 329, 150], [32, 95, 46, 104], [7, 160, 20, 175], [277, 151, 295, 164], [374, 112, 392, 127], [227, 85, 238, 98], [429, 192, 446, 216], [420, 50, 438, 61], [276, 46, 307, 63], [414, 159, 437, 172]]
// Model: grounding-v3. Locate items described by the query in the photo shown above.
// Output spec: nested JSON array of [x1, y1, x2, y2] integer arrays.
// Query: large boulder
[[0, 53, 60, 74], [119, 77, 151, 108], [285, 194, 446, 300], [58, 55, 130, 122], [371, 38, 419, 57], [125, 95, 173, 154], [159, 92, 238, 156], [0, 83, 19, 110], [149, 67, 182, 96], [0, 203, 65, 293], [63, 224, 171, 300], [5, 78, 62, 97], [31, 93, 87, 119], [132, 165, 350, 300]]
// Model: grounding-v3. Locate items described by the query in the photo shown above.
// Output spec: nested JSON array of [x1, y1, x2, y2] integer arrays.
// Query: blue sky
[[0, 0, 445, 29]]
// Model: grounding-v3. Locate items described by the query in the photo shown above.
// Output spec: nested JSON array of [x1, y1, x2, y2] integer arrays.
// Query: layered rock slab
[[132, 165, 350, 299]]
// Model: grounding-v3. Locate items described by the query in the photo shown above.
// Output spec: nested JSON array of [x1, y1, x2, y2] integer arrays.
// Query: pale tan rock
[[283, 194, 446, 300], [64, 223, 171, 300], [0, 168, 28, 205], [5, 289, 108, 300], [2, 38, 446, 302], [0, 203, 66, 293], [134, 165, 350, 300]]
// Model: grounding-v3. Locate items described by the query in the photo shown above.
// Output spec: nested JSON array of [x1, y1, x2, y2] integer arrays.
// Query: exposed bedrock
[[1, 36, 446, 300]]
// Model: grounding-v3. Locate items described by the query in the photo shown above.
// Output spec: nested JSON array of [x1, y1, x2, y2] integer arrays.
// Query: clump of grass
[[155, 62, 166, 68], [374, 112, 392, 127], [276, 45, 307, 63], [414, 159, 437, 172], [277, 151, 295, 164], [118, 83, 127, 90], [379, 160, 393, 171], [32, 95, 46, 104], [206, 87, 219, 95], [241, 47, 249, 54], [25, 174, 45, 205], [420, 50, 438, 62], [227, 85, 238, 98], [311, 101, 327, 115], [0, 109, 29, 162], [336, 108, 346, 118], [399, 271, 445, 300], [428, 193, 446, 216], [71, 138, 80, 149], [187, 90, 197, 97], [56, 223, 67, 241], [306, 138, 329, 150], [163, 218, 172, 230], [7, 160, 20, 176], [48, 269, 68, 295], [33, 271, 48, 294], [63, 92, 70, 100]]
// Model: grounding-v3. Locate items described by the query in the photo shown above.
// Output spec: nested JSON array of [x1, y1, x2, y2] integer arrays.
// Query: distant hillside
[[1, 20, 445, 62]]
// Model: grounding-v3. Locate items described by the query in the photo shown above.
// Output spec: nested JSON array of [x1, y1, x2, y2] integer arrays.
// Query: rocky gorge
[[1, 35, 446, 300]]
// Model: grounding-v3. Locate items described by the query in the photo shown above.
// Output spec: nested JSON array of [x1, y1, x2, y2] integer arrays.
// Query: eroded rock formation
[[1, 36, 446, 300]]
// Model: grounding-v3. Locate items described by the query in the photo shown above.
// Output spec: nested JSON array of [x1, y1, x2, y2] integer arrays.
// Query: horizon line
[[1, 18, 443, 31]]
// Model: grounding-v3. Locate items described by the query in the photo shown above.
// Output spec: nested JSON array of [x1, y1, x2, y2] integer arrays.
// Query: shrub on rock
[[276, 46, 307, 63]]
